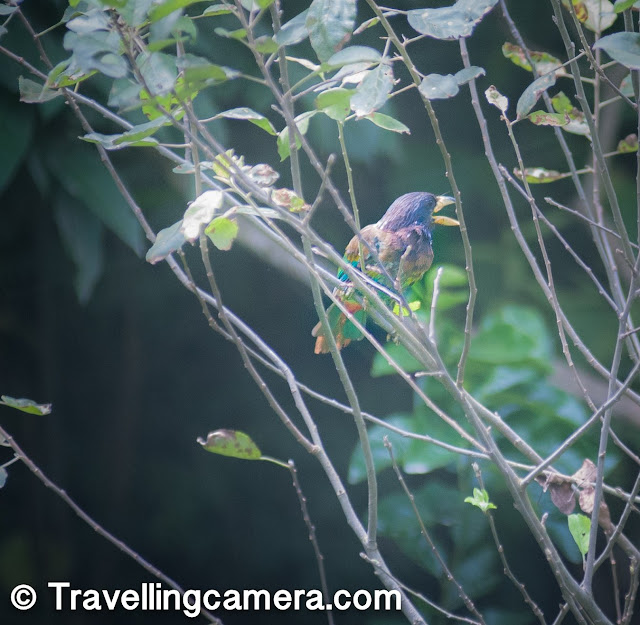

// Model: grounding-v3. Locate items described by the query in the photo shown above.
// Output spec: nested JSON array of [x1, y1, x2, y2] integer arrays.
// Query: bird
[[312, 192, 459, 354]]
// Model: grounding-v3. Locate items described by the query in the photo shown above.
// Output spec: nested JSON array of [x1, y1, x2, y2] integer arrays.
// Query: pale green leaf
[[277, 111, 316, 161], [215, 107, 276, 135], [306, 0, 357, 62], [594, 32, 640, 69], [351, 64, 394, 116], [568, 514, 591, 557], [148, 0, 211, 22], [205, 216, 239, 250], [419, 73, 459, 99], [273, 9, 309, 46], [315, 87, 353, 121], [18, 77, 60, 103], [198, 430, 262, 459], [516, 72, 556, 119], [408, 0, 498, 40], [514, 167, 565, 184], [527, 111, 569, 126], [146, 221, 186, 264], [454, 65, 486, 84], [326, 45, 381, 68], [1, 395, 52, 415], [364, 112, 410, 134]]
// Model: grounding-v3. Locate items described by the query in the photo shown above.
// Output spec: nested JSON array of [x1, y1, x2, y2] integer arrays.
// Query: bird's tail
[[312, 301, 366, 354]]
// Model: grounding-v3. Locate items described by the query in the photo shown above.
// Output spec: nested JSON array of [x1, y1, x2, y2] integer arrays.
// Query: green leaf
[[514, 166, 565, 183], [419, 67, 485, 100], [315, 87, 353, 121], [63, 30, 128, 78], [516, 72, 556, 119], [550, 91, 573, 114], [277, 111, 316, 160], [351, 63, 394, 116], [254, 35, 279, 54], [146, 220, 186, 264], [469, 305, 553, 370], [350, 410, 466, 482], [81, 116, 170, 149], [211, 150, 244, 179], [550, 92, 590, 136], [18, 77, 60, 103], [177, 55, 236, 89], [273, 9, 309, 46], [214, 27, 247, 40], [502, 42, 565, 75], [371, 342, 423, 377], [137, 51, 177, 95], [215, 107, 276, 134], [419, 73, 460, 99], [53, 194, 105, 303], [1, 395, 52, 415], [455, 65, 486, 84], [408, 0, 498, 40], [617, 133, 638, 153], [364, 112, 410, 134], [205, 216, 239, 250], [527, 111, 569, 126], [202, 4, 235, 16], [198, 430, 262, 460], [568, 514, 591, 557], [47, 59, 96, 88], [306, 0, 357, 62], [614, 0, 639, 9], [594, 32, 640, 69], [417, 264, 469, 312], [326, 45, 382, 68], [614, 0, 637, 11], [464, 488, 497, 512], [149, 0, 211, 21]]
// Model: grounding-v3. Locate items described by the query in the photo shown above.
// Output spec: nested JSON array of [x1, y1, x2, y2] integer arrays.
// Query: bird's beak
[[433, 195, 459, 226]]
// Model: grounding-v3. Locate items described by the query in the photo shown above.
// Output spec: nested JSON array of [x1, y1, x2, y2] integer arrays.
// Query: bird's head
[[377, 192, 459, 231]]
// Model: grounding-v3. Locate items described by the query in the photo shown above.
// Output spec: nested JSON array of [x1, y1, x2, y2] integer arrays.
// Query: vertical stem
[[337, 121, 365, 271]]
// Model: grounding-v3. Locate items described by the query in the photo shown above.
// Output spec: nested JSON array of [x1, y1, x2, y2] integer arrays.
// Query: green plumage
[[313, 192, 458, 354]]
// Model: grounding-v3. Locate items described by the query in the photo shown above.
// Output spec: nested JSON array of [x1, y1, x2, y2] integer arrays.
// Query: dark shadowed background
[[1, 1, 639, 624]]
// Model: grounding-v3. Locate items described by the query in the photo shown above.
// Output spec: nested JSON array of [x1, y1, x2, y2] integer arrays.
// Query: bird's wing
[[338, 225, 380, 282]]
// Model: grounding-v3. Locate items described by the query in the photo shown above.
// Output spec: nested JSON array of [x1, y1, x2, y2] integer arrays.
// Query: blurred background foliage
[[0, 1, 639, 624]]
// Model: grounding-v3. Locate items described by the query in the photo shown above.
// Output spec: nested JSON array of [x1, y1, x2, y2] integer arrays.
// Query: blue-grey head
[[376, 192, 458, 232]]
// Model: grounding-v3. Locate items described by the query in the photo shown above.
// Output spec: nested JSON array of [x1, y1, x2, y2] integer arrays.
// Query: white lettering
[[101, 589, 121, 611], [48, 582, 70, 609], [183, 589, 200, 618], [203, 589, 220, 611], [273, 589, 291, 610], [333, 589, 351, 610]]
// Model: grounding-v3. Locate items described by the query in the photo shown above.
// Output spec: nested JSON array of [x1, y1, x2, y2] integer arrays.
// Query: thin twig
[[0, 425, 223, 625]]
